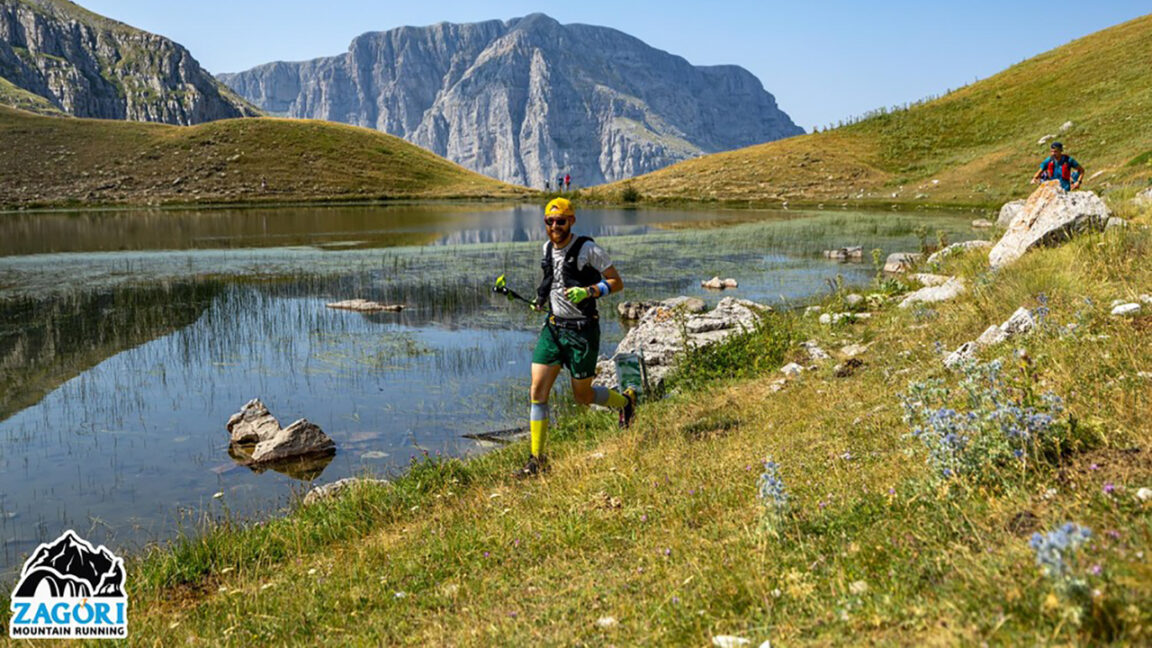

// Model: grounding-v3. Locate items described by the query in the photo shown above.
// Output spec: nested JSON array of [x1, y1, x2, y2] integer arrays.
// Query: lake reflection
[[0, 203, 979, 575]]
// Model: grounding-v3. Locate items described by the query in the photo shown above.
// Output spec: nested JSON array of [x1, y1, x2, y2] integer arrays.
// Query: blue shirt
[[1039, 155, 1080, 190]]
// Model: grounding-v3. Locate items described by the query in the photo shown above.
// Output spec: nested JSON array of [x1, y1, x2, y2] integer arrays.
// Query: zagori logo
[[8, 531, 128, 639]]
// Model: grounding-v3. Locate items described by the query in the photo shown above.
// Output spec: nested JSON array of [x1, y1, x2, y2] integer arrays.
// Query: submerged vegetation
[[16, 198, 1140, 644]]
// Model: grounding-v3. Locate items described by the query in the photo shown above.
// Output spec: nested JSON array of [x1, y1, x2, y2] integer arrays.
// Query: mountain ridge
[[0, 0, 258, 124], [219, 13, 802, 186]]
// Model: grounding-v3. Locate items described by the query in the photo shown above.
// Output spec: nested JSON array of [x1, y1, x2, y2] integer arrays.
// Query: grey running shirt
[[545, 236, 613, 319]]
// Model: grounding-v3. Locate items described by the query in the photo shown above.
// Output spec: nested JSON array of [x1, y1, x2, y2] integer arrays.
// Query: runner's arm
[[1072, 163, 1085, 189], [595, 266, 623, 297]]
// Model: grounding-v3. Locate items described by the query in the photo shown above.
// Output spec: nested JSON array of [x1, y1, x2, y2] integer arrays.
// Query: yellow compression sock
[[530, 400, 549, 457], [593, 386, 628, 409]]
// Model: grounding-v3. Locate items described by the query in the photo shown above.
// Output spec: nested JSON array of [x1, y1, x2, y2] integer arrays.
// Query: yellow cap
[[544, 197, 574, 217]]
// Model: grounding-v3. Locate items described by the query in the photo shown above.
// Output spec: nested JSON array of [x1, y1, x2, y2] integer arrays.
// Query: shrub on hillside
[[900, 357, 1080, 486]]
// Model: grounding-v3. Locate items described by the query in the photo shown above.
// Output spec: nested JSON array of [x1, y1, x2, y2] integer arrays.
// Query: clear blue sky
[[78, 1, 1149, 130]]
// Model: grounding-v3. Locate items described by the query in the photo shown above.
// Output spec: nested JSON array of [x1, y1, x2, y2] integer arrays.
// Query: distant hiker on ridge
[[1031, 141, 1085, 191], [520, 197, 636, 477], [564, 173, 571, 191]]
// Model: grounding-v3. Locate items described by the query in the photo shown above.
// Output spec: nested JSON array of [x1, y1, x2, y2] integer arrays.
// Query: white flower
[[596, 616, 618, 628], [1136, 487, 1152, 502], [849, 580, 869, 595]]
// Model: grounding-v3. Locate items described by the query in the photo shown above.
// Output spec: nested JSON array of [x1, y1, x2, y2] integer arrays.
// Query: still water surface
[[0, 203, 978, 575]]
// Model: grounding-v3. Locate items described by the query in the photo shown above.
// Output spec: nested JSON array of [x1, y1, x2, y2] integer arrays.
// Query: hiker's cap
[[1050, 141, 1063, 150], [545, 197, 574, 218]]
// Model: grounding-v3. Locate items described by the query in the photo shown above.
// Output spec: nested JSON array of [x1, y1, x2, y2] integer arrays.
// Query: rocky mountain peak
[[0, 0, 258, 123], [220, 14, 803, 186]]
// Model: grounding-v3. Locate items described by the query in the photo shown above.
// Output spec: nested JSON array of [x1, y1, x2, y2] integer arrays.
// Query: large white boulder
[[996, 199, 1026, 226], [594, 297, 769, 389], [988, 182, 1111, 269], [926, 240, 993, 265], [883, 252, 922, 274], [899, 277, 965, 308], [226, 399, 281, 444], [250, 419, 335, 464]]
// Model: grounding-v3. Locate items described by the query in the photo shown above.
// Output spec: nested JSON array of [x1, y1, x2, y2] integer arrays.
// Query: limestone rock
[[899, 277, 965, 308], [819, 312, 871, 325], [1111, 303, 1142, 317], [988, 182, 1111, 269], [840, 343, 870, 357], [843, 293, 864, 307], [780, 363, 804, 377], [907, 273, 952, 287], [823, 246, 863, 260], [618, 301, 658, 320], [1105, 217, 1128, 230], [226, 399, 280, 444], [926, 240, 993, 265], [661, 296, 707, 313], [883, 252, 922, 274], [943, 306, 1035, 368], [219, 14, 803, 186], [303, 477, 390, 506], [944, 341, 978, 369], [971, 219, 994, 229], [594, 296, 769, 389], [702, 277, 738, 290], [1135, 188, 1152, 205], [251, 419, 335, 464], [326, 299, 405, 312], [226, 400, 336, 466], [0, 1, 257, 123], [997, 200, 1027, 227], [801, 340, 831, 363]]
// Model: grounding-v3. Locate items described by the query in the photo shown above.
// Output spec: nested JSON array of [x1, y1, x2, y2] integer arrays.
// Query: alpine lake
[[0, 202, 984, 576]]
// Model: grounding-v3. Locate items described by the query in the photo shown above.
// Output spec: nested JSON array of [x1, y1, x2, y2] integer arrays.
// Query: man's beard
[[548, 227, 571, 245]]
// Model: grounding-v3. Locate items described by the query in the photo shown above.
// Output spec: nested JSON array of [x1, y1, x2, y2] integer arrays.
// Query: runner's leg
[[530, 362, 562, 458]]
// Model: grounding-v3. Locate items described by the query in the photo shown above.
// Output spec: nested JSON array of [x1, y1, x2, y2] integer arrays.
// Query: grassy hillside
[[62, 199, 1151, 645], [589, 14, 1152, 208], [0, 106, 527, 207]]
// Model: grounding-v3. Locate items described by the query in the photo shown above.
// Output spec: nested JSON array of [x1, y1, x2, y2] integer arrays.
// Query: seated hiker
[[1031, 141, 1085, 191]]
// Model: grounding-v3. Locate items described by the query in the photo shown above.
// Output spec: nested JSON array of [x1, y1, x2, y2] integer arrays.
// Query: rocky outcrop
[[226, 399, 335, 466], [218, 13, 802, 186], [898, 275, 965, 308], [594, 296, 768, 389], [303, 477, 390, 506], [997, 199, 1026, 226], [326, 299, 404, 312], [883, 252, 922, 273], [0, 0, 257, 123], [989, 182, 1111, 269], [944, 307, 1035, 368], [926, 240, 992, 265]]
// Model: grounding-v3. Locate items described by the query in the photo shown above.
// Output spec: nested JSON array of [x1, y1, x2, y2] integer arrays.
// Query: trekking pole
[[492, 274, 536, 308]]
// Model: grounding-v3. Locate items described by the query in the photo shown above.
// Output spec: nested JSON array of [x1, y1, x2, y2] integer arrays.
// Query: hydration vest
[[1042, 155, 1074, 182], [536, 236, 602, 319]]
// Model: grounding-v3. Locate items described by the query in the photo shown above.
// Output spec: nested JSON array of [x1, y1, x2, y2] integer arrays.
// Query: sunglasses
[[545, 217, 570, 226]]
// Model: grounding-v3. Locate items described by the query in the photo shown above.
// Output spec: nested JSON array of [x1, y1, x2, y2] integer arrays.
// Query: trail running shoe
[[619, 387, 637, 429], [517, 454, 548, 478]]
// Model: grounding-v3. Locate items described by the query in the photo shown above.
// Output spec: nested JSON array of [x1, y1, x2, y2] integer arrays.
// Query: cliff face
[[220, 14, 803, 186], [0, 0, 257, 124]]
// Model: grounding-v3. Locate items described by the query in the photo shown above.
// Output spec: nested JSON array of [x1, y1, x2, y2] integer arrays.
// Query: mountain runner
[[564, 173, 571, 191], [1031, 141, 1085, 191], [521, 197, 636, 476]]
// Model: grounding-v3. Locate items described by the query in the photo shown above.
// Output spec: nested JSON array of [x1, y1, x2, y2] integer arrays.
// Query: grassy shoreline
[[14, 196, 1145, 645]]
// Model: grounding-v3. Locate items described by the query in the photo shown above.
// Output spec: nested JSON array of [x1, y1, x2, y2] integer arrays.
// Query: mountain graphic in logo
[[13, 531, 124, 598]]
